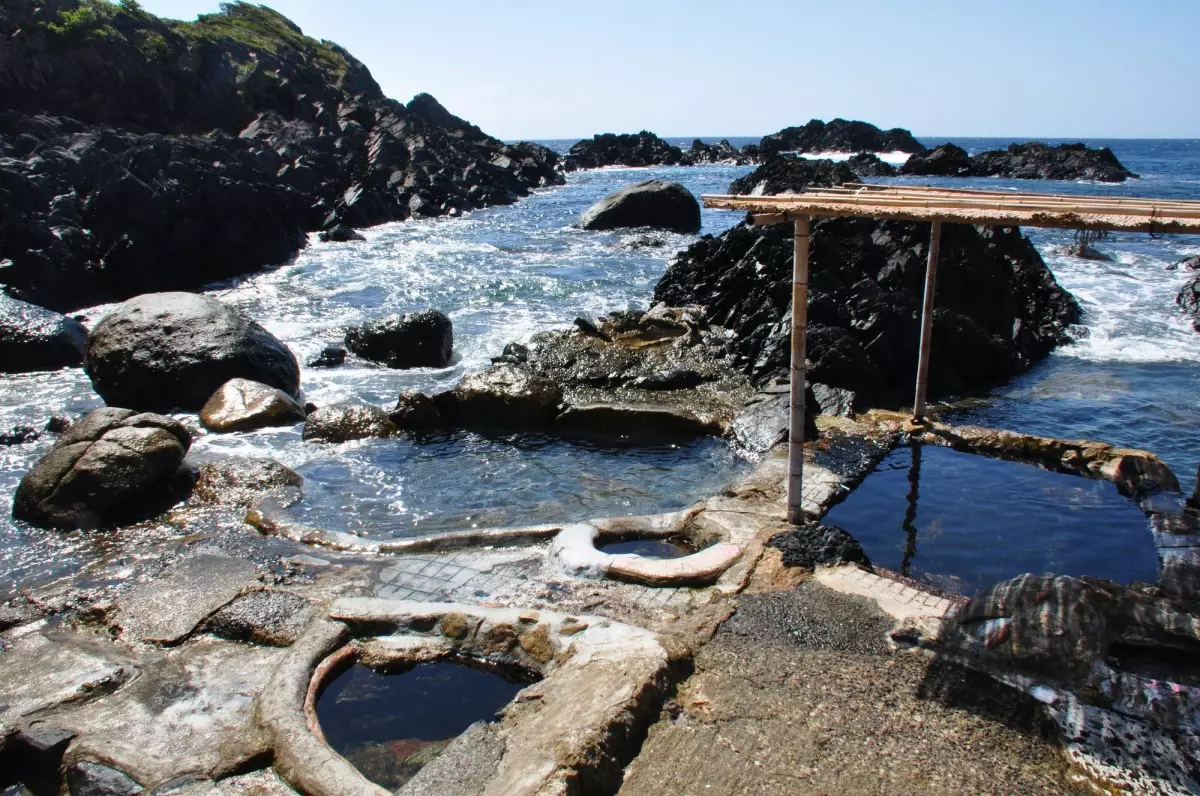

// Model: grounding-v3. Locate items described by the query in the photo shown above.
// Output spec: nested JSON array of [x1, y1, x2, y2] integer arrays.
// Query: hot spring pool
[[822, 444, 1159, 595]]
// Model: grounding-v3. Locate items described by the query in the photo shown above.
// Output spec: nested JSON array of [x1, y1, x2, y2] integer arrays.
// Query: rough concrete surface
[[619, 582, 1092, 796]]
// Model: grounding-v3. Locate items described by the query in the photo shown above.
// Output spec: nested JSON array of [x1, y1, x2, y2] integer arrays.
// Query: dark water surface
[[316, 660, 532, 790], [1, 136, 1197, 596], [599, 536, 696, 558], [824, 444, 1159, 595]]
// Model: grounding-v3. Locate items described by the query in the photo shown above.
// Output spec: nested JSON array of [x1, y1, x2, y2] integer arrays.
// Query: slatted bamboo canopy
[[701, 183, 1200, 525]]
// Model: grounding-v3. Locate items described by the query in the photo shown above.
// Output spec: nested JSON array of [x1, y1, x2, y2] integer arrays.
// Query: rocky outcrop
[[189, 458, 303, 508], [0, 293, 87, 373], [389, 390, 442, 431], [902, 141, 1137, 182], [454, 365, 564, 428], [728, 156, 856, 196], [344, 310, 454, 369], [563, 132, 684, 171], [685, 139, 757, 165], [845, 152, 897, 177], [899, 143, 975, 177], [0, 1, 562, 311], [578, 181, 701, 234], [199, 378, 307, 433], [1177, 256, 1200, 332], [758, 119, 926, 157], [302, 402, 395, 443], [85, 292, 301, 412], [656, 160, 1080, 407], [12, 407, 190, 529]]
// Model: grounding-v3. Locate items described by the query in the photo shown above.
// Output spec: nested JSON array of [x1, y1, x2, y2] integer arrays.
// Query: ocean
[[0, 135, 1197, 598]]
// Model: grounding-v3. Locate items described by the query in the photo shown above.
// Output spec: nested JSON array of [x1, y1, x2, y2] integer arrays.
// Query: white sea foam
[[796, 150, 913, 165]]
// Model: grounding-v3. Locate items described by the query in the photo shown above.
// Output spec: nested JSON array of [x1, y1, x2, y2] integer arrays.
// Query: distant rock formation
[[729, 155, 856, 196], [845, 152, 897, 177], [655, 159, 1081, 408], [903, 142, 1137, 182], [758, 119, 926, 157], [0, 1, 562, 310], [563, 131, 686, 171]]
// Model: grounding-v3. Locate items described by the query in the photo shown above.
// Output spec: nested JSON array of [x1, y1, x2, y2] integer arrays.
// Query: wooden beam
[[912, 221, 942, 422], [787, 216, 811, 526]]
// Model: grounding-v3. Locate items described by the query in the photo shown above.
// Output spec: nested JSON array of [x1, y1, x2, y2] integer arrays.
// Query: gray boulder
[[577, 180, 701, 234], [66, 761, 141, 796], [0, 294, 87, 373], [85, 292, 300, 412], [189, 458, 303, 508], [344, 310, 454, 369], [199, 378, 307, 433], [12, 408, 190, 529], [302, 402, 396, 443], [454, 365, 563, 428]]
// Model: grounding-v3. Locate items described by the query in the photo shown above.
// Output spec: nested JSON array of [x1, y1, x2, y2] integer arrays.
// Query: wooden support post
[[912, 220, 942, 422], [787, 216, 811, 526]]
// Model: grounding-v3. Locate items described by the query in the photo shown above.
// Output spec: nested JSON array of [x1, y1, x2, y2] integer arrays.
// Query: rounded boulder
[[302, 402, 396, 443], [85, 292, 301, 412], [344, 310, 454, 369], [577, 180, 701, 234], [12, 407, 191, 529], [200, 378, 307, 433]]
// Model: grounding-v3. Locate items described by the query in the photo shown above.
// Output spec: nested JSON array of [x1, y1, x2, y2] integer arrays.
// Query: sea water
[[1, 136, 1197, 598]]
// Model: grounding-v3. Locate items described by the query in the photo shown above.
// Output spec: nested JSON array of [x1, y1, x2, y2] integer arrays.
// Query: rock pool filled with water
[[1, 137, 1198, 599]]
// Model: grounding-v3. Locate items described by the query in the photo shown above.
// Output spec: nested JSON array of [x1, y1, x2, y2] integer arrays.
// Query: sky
[[138, 0, 1198, 141]]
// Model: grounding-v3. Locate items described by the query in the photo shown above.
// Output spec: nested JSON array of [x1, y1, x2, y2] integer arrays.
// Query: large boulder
[[730, 385, 820, 456], [389, 390, 442, 430], [0, 294, 87, 373], [578, 180, 701, 234], [655, 164, 1080, 407], [12, 407, 190, 529], [971, 142, 1137, 182], [563, 131, 684, 171], [344, 310, 454, 369], [454, 365, 563, 428], [85, 293, 301, 413], [199, 378, 307, 433], [302, 402, 395, 443]]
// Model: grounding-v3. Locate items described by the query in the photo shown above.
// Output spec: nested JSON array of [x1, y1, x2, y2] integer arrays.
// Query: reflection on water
[[824, 444, 1158, 596]]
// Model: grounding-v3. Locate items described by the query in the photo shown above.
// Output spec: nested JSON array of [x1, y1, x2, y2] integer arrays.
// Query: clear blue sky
[[139, 0, 1198, 140]]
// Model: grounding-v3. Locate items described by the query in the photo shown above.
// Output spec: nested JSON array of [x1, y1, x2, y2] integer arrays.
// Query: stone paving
[[814, 564, 955, 623]]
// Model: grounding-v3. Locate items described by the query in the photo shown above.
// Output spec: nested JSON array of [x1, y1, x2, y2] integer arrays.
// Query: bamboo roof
[[702, 183, 1200, 234]]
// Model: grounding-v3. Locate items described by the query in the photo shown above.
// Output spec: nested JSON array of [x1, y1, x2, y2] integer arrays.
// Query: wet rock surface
[[344, 310, 454, 369], [12, 408, 190, 530], [657, 160, 1080, 406], [766, 524, 870, 569], [0, 2, 561, 311], [85, 292, 301, 413], [902, 141, 1137, 182], [757, 118, 926, 157], [302, 402, 396, 443], [563, 131, 684, 171], [577, 180, 701, 234], [389, 390, 442, 431], [188, 459, 303, 509], [730, 385, 819, 455], [199, 378, 307, 433], [116, 554, 259, 645], [0, 294, 87, 373], [454, 365, 563, 429]]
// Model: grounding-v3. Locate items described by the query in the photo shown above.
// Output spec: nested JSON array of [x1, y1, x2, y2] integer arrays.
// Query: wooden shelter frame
[[702, 183, 1200, 525]]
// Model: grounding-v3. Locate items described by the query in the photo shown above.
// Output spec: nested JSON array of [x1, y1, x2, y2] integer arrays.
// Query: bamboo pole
[[787, 216, 811, 526], [912, 221, 942, 422]]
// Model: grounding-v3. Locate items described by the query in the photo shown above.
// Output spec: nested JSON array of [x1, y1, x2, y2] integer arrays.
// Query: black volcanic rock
[[729, 156, 857, 196], [85, 292, 301, 412], [344, 310, 454, 369], [0, 1, 562, 311], [0, 294, 87, 373], [578, 181, 701, 233], [686, 139, 757, 166], [845, 152, 897, 177], [759, 119, 926, 157], [902, 141, 1137, 182], [655, 162, 1080, 408], [563, 131, 684, 171], [900, 143, 976, 177], [972, 142, 1137, 182]]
